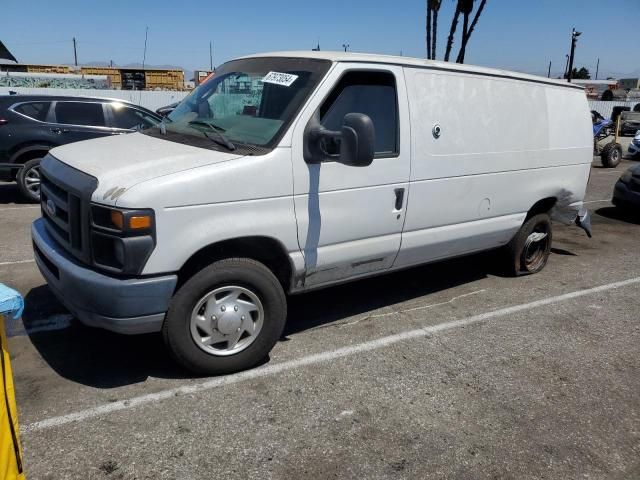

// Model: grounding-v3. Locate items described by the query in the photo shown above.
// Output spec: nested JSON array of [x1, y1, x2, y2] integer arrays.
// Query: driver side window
[[319, 71, 399, 156]]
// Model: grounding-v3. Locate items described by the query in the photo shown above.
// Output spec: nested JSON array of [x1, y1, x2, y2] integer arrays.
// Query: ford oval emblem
[[46, 199, 56, 217]]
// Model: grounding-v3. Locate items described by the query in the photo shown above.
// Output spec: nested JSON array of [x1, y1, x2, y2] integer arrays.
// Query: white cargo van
[[32, 52, 593, 374]]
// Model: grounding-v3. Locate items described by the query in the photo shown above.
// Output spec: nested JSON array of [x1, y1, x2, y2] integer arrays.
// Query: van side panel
[[395, 68, 591, 268]]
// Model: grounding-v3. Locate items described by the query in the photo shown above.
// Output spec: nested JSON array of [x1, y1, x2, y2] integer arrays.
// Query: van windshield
[[143, 57, 331, 153]]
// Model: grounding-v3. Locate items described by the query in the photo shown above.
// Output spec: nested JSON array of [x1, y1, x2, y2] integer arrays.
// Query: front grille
[[41, 173, 81, 249], [39, 155, 98, 265]]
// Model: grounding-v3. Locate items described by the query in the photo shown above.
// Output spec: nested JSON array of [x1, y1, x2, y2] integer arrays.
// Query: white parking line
[[0, 259, 35, 266], [593, 170, 625, 175], [0, 206, 40, 212], [21, 275, 640, 434]]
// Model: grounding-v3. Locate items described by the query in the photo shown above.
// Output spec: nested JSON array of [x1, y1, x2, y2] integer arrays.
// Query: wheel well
[[526, 197, 557, 221], [10, 142, 53, 164], [177, 237, 293, 292], [14, 149, 47, 164], [10, 150, 48, 180]]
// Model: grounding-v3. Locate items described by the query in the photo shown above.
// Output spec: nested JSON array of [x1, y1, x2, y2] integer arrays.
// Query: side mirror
[[304, 112, 375, 167], [339, 113, 375, 167]]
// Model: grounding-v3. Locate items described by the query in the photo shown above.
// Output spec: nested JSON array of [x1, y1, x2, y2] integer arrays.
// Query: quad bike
[[592, 110, 622, 168]]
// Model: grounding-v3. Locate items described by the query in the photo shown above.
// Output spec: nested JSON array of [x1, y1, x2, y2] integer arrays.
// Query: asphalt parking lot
[[2, 137, 639, 479]]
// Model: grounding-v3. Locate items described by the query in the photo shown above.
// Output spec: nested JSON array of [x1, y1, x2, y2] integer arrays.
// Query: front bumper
[[550, 200, 592, 238], [628, 142, 640, 157], [612, 180, 640, 209], [32, 218, 177, 334]]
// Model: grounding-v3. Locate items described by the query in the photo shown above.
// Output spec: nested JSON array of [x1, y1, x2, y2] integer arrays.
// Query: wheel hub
[[190, 285, 264, 357], [524, 230, 549, 270], [214, 305, 243, 335]]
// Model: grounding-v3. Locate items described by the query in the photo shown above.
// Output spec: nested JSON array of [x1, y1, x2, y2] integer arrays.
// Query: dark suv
[[0, 95, 161, 201]]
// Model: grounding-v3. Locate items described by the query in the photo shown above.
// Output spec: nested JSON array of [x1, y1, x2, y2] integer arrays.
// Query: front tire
[[600, 142, 622, 168], [506, 213, 552, 276], [163, 258, 287, 375], [17, 158, 43, 202]]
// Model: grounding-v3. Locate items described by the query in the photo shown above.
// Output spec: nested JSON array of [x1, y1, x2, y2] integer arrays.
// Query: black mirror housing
[[303, 112, 375, 167], [339, 113, 375, 167]]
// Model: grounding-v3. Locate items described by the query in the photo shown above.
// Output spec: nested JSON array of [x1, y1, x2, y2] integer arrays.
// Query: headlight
[[90, 205, 156, 274], [620, 169, 634, 184], [92, 205, 154, 234]]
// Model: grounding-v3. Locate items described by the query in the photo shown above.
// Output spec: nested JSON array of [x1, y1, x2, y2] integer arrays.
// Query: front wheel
[[163, 258, 287, 375], [505, 213, 552, 276], [17, 158, 44, 202], [601, 142, 622, 168]]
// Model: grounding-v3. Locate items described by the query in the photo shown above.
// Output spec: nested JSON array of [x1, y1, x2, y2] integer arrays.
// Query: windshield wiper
[[188, 120, 236, 151]]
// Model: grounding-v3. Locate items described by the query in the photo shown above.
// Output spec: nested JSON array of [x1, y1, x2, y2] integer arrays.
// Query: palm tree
[[426, 0, 432, 59], [456, 0, 487, 63], [444, 0, 462, 62], [455, 0, 474, 63], [430, 0, 442, 60]]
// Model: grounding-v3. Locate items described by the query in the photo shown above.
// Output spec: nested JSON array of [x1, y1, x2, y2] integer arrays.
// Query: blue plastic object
[[0, 284, 24, 319], [593, 118, 613, 137]]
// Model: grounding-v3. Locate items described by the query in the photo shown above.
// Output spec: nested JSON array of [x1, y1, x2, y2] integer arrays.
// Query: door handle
[[394, 188, 405, 211], [50, 128, 70, 134]]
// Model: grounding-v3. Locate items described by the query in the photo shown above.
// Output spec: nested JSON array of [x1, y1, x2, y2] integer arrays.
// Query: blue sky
[[3, 0, 639, 78]]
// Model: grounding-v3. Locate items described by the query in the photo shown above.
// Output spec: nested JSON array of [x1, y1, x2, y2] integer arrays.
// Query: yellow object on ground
[[1, 313, 25, 480]]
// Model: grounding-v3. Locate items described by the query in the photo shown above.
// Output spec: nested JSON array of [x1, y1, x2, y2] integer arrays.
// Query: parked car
[[628, 130, 640, 158], [620, 111, 640, 136], [31, 52, 593, 375], [613, 164, 640, 210], [0, 96, 161, 201]]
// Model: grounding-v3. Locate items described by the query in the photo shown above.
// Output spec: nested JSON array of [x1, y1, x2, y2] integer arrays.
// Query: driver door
[[291, 64, 411, 288]]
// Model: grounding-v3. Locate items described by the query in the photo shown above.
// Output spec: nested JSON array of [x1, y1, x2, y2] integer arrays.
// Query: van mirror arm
[[303, 112, 375, 167]]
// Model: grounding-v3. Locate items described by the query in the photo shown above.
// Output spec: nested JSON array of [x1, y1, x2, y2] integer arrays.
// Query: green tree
[[565, 67, 591, 80]]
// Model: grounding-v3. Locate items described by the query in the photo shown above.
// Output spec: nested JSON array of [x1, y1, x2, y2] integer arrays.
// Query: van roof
[[239, 51, 583, 90]]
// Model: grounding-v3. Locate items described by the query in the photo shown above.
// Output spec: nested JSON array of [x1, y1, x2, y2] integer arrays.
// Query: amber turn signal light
[[129, 215, 152, 230], [110, 210, 124, 230]]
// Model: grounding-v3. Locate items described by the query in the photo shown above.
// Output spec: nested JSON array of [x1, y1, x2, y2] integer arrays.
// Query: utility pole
[[547, 61, 552, 78], [73, 37, 78, 66], [140, 27, 149, 100], [209, 41, 213, 71], [567, 27, 581, 83], [595, 58, 600, 80], [142, 27, 149, 70], [342, 43, 349, 52], [563, 54, 569, 79]]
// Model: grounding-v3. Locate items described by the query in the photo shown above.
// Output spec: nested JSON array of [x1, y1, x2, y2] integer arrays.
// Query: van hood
[[50, 132, 243, 204]]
